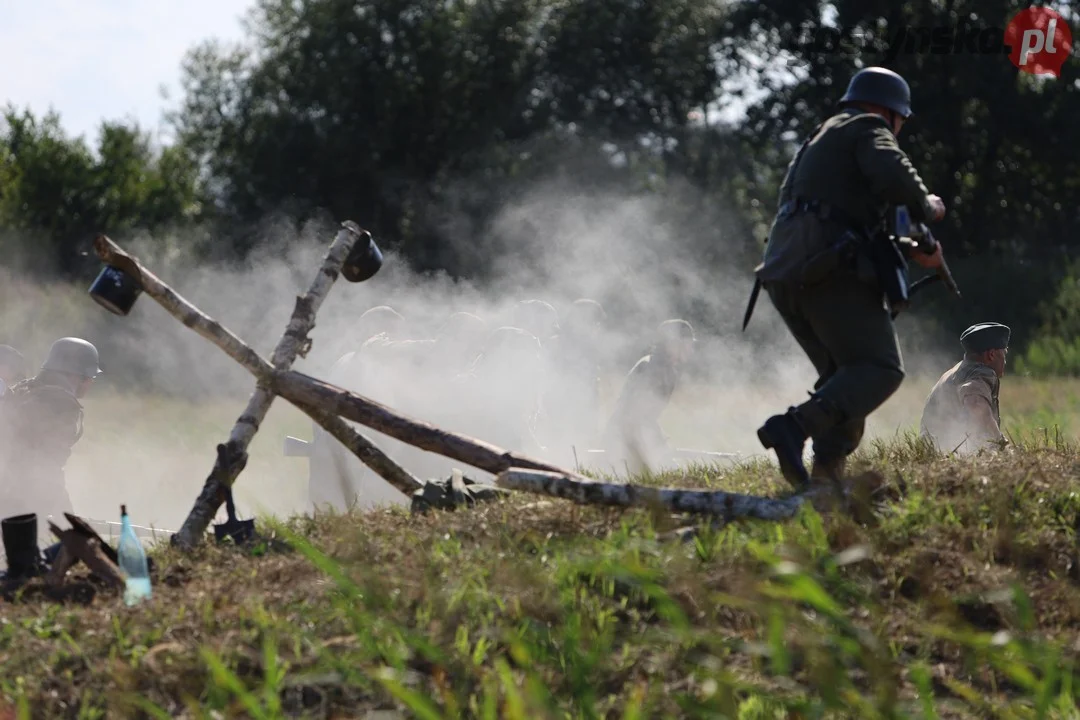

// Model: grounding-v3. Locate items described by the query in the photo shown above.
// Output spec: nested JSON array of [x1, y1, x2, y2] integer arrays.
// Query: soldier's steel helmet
[[658, 319, 696, 343], [839, 66, 912, 118], [0, 345, 26, 376], [42, 337, 102, 379]]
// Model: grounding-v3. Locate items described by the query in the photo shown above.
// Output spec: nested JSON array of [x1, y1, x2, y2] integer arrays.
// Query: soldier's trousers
[[765, 272, 905, 462]]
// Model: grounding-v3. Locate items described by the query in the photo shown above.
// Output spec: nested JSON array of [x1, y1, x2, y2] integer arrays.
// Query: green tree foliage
[[1, 0, 1078, 359], [170, 0, 726, 274], [0, 107, 204, 275], [716, 0, 1079, 351], [1015, 260, 1080, 377], [720, 0, 1080, 262]]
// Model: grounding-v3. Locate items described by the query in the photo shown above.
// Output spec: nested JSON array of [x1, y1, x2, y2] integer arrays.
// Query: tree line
[[1, 0, 1077, 366]]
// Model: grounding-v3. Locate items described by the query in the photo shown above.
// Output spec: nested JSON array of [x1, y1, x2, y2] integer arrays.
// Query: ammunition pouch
[[800, 231, 861, 286], [749, 198, 910, 329], [759, 200, 865, 288]]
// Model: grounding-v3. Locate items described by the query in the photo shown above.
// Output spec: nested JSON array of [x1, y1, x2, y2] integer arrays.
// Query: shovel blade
[[214, 519, 256, 545]]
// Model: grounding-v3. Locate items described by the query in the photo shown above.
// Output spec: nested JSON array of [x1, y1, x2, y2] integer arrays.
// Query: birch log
[[171, 222, 365, 548], [93, 233, 267, 374], [268, 369, 586, 478], [293, 401, 423, 495], [495, 468, 827, 521], [93, 233, 422, 500], [93, 225, 416, 549]]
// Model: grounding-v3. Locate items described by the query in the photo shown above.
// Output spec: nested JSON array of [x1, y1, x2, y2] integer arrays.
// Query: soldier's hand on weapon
[[910, 239, 943, 270], [927, 194, 946, 221], [909, 225, 961, 297]]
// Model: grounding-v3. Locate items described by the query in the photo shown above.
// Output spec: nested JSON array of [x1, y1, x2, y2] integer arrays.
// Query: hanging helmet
[[42, 337, 101, 379], [839, 66, 912, 118]]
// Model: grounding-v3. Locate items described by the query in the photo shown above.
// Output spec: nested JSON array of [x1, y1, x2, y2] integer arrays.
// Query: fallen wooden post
[[292, 400, 422, 494], [98, 228, 582, 484], [91, 231, 829, 532], [44, 545, 78, 588], [494, 468, 826, 521], [172, 223, 363, 549], [64, 513, 121, 564], [267, 369, 587, 478], [47, 521, 126, 590], [92, 227, 421, 551]]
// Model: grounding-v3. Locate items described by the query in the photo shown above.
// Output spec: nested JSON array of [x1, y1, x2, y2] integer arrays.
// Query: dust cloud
[[0, 172, 958, 536]]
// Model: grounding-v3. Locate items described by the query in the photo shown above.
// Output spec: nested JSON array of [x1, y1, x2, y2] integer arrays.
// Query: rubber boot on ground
[[1, 514, 44, 585]]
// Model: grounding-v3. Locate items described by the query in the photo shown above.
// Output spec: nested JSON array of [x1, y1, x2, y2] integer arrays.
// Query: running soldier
[[748, 66, 948, 488]]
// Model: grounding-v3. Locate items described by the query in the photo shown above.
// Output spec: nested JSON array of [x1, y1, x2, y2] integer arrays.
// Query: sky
[[0, 0, 255, 145]]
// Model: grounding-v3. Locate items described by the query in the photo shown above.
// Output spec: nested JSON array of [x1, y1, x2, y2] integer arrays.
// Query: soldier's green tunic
[[0, 378, 82, 519], [919, 359, 1002, 453], [755, 109, 937, 464]]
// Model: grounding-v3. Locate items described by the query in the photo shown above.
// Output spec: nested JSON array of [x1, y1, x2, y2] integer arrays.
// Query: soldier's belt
[[780, 198, 865, 233]]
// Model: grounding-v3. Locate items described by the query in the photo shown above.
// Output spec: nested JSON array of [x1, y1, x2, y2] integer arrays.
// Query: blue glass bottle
[[117, 504, 152, 605]]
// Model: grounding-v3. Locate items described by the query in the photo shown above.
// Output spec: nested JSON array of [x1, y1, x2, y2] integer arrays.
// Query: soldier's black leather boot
[[810, 456, 846, 484], [757, 411, 810, 489]]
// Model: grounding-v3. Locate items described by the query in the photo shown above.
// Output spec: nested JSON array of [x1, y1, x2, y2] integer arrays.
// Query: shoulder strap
[[778, 119, 828, 206], [746, 118, 829, 333]]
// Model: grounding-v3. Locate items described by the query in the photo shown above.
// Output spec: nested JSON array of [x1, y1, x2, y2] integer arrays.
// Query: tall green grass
[[118, 501, 1080, 719]]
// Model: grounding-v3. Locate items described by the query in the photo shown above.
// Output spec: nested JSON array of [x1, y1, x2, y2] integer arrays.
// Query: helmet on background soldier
[[357, 305, 405, 342], [42, 338, 101, 380], [839, 66, 913, 118], [512, 300, 560, 343], [654, 319, 696, 365], [657, 318, 696, 344], [0, 345, 27, 385]]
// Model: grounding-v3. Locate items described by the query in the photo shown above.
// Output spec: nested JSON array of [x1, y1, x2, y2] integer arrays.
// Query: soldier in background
[[433, 311, 489, 377], [509, 299, 561, 444], [309, 305, 409, 512], [453, 326, 546, 456], [328, 305, 407, 378], [0, 346, 27, 397], [512, 300, 560, 345], [920, 323, 1009, 454], [748, 66, 948, 488], [601, 319, 696, 476], [0, 337, 101, 522], [541, 299, 609, 464]]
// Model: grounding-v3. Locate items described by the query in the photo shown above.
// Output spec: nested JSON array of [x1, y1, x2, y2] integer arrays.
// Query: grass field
[[3, 374, 1080, 717]]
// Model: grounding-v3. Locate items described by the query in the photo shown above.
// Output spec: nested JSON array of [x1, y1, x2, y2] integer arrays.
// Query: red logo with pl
[[1005, 7, 1072, 76]]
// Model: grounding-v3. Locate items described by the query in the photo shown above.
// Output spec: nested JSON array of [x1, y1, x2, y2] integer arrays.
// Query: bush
[[1015, 336, 1080, 377], [1016, 262, 1080, 377]]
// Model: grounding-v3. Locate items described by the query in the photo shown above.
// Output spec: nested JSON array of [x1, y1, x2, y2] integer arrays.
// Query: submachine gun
[[887, 205, 961, 318]]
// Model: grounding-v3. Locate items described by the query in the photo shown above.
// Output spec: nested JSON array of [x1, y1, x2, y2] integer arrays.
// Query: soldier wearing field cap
[[0, 337, 102, 521], [920, 323, 1009, 454]]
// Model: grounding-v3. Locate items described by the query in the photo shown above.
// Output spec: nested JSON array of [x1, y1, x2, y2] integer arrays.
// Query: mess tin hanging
[[89, 264, 143, 316], [341, 228, 383, 283]]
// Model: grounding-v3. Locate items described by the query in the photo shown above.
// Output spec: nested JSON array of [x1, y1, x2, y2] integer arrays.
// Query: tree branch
[[93, 226, 421, 550], [494, 468, 825, 521], [267, 369, 585, 479]]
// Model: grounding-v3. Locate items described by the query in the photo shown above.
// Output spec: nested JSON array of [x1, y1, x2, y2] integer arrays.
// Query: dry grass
[[1, 433, 1079, 717], [0, 371, 1074, 717]]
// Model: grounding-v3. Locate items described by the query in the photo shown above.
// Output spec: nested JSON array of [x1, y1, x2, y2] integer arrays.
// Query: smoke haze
[[0, 170, 958, 535]]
